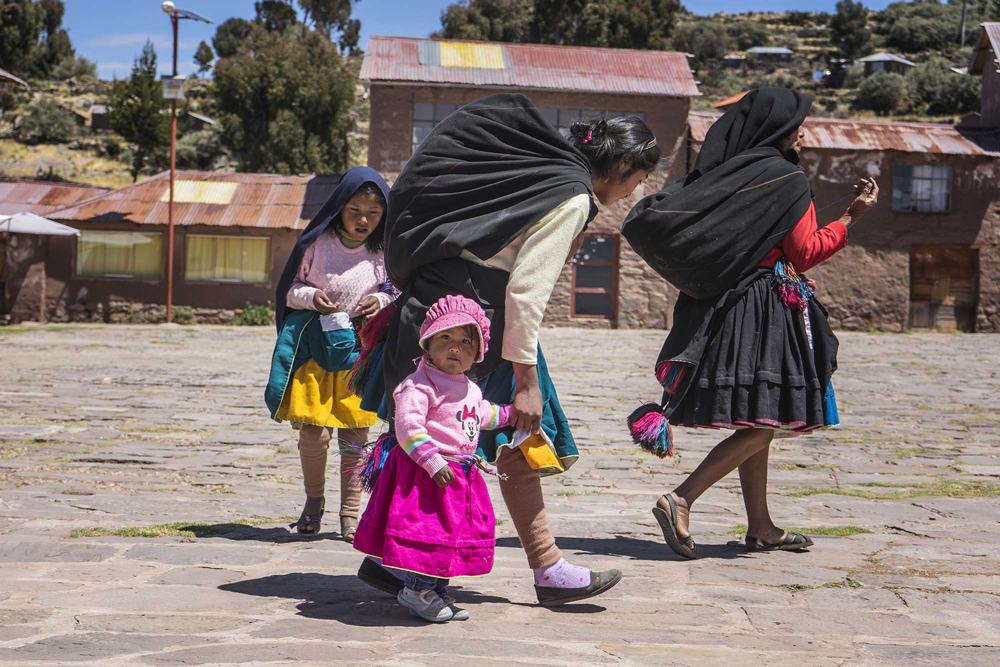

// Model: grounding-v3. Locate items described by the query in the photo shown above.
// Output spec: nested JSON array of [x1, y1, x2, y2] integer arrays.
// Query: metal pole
[[960, 0, 969, 48], [167, 12, 177, 324]]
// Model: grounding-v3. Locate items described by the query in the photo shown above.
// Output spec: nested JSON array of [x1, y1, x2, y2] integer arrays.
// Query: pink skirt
[[353, 446, 495, 578]]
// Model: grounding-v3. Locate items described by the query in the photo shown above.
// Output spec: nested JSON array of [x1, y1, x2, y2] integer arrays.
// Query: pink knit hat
[[418, 295, 491, 363]]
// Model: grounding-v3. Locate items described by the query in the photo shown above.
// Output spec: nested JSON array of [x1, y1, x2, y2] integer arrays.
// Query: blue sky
[[67, 0, 896, 80]]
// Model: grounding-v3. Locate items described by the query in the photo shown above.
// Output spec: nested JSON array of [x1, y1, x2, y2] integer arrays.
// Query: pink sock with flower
[[533, 558, 591, 589]]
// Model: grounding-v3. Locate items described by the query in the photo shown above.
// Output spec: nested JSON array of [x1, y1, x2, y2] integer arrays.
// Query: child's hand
[[433, 466, 455, 488], [313, 290, 339, 314], [357, 295, 381, 318]]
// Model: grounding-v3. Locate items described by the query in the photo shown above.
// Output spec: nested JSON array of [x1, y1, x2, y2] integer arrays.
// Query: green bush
[[172, 308, 196, 325], [751, 72, 802, 90], [175, 126, 225, 170], [906, 57, 982, 115], [52, 56, 97, 80], [855, 71, 908, 115], [20, 98, 76, 143], [234, 301, 275, 326], [843, 64, 865, 89], [672, 21, 733, 65], [727, 21, 770, 50]]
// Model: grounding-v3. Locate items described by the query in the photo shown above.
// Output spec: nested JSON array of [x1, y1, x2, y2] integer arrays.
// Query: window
[[893, 164, 952, 213], [185, 235, 270, 283], [412, 102, 458, 152], [571, 234, 618, 320], [538, 108, 646, 138], [76, 231, 163, 279]]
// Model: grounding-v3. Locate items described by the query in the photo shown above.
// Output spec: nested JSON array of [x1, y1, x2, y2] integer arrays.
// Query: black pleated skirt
[[668, 274, 838, 433]]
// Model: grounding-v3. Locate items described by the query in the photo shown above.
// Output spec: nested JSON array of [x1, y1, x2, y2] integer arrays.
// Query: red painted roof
[[0, 180, 108, 217], [47, 171, 341, 229], [361, 36, 700, 97], [970, 23, 1000, 74], [688, 111, 1000, 156]]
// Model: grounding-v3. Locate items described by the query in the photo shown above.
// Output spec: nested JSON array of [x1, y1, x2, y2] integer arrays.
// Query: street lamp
[[160, 1, 211, 324]]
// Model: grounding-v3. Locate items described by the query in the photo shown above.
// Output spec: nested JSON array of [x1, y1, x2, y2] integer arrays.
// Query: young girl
[[353, 295, 511, 623], [267, 167, 393, 542]]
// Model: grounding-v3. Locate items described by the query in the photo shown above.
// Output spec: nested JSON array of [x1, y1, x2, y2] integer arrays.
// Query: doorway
[[909, 246, 978, 332]]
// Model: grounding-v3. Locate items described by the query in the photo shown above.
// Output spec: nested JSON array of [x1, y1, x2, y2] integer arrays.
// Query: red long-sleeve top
[[758, 202, 848, 272]]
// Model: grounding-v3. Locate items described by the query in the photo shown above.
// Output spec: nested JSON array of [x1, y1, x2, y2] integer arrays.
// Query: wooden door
[[909, 246, 978, 332]]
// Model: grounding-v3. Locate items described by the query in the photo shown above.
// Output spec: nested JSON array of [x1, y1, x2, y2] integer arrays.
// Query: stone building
[[970, 23, 1000, 129], [2, 172, 340, 323], [857, 52, 916, 78], [360, 35, 700, 328]]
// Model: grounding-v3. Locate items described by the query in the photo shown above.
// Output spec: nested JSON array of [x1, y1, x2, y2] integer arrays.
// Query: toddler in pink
[[353, 295, 511, 623]]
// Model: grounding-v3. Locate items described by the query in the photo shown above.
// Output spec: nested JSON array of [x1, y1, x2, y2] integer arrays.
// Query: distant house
[[746, 46, 794, 66], [0, 66, 28, 91], [857, 52, 916, 77], [89, 105, 111, 131], [723, 54, 746, 70], [187, 111, 215, 132]]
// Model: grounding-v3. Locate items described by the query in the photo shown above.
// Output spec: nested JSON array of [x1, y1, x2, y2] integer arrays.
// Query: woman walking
[[622, 88, 878, 557], [355, 93, 660, 605]]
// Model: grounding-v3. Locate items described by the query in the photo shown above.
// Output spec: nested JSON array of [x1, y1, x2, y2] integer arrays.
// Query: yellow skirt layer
[[276, 360, 378, 429]]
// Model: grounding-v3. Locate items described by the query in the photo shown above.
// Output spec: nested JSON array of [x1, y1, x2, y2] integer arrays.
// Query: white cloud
[[89, 33, 196, 50]]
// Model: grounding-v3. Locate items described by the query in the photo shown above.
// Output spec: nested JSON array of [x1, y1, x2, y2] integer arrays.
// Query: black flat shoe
[[535, 569, 622, 607], [746, 531, 814, 552], [357, 557, 404, 596], [652, 494, 698, 560]]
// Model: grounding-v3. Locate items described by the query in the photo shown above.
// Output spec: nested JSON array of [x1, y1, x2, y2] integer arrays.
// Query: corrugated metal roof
[[47, 172, 342, 229], [747, 47, 794, 55], [857, 52, 916, 66], [688, 111, 1000, 157], [0, 66, 28, 89], [361, 36, 700, 97], [970, 23, 1000, 74], [0, 180, 109, 216]]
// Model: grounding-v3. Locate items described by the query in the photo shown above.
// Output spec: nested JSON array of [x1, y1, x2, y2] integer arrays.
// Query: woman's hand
[[511, 362, 543, 434], [433, 466, 455, 488], [312, 290, 339, 314], [841, 177, 879, 228], [357, 295, 381, 319]]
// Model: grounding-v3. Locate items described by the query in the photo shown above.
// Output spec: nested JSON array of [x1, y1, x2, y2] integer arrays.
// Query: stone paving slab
[[1, 324, 999, 666]]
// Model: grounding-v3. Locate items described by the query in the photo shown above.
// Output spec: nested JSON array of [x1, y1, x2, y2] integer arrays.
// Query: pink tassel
[[654, 360, 688, 394], [627, 403, 674, 458]]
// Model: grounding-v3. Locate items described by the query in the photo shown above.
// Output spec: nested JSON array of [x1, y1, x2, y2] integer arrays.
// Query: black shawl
[[274, 167, 390, 331], [384, 93, 598, 291], [622, 88, 814, 300]]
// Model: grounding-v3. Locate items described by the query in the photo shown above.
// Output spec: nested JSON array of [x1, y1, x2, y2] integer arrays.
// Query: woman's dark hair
[[568, 116, 661, 181], [332, 181, 388, 253]]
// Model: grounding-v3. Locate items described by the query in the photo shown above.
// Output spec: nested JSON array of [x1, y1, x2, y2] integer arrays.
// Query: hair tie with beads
[[583, 130, 593, 145]]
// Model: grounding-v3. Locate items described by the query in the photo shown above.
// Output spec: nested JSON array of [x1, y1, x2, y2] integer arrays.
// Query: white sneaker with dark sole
[[397, 588, 454, 622]]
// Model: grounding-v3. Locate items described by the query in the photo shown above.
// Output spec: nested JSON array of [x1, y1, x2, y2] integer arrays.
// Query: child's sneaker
[[397, 588, 454, 622], [408, 595, 469, 621]]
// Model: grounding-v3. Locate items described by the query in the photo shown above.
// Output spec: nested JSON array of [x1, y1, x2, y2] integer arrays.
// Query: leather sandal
[[290, 502, 324, 537], [652, 494, 698, 559], [746, 531, 814, 552], [340, 515, 358, 543], [535, 569, 622, 607]]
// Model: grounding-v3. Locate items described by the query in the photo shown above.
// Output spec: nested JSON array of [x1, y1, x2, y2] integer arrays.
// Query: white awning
[[0, 212, 81, 236]]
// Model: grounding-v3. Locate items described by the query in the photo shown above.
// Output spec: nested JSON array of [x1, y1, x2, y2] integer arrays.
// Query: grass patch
[[895, 447, 944, 459], [728, 525, 873, 537], [67, 516, 299, 539], [553, 489, 602, 497], [777, 462, 839, 471], [785, 479, 1000, 500], [0, 325, 75, 335], [150, 340, 185, 346]]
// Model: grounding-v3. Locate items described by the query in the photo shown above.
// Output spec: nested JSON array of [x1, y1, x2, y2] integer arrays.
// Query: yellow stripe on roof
[[160, 181, 238, 205], [439, 43, 505, 69]]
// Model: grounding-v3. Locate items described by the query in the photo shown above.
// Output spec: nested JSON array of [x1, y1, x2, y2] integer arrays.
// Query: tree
[[573, 0, 681, 50], [51, 55, 96, 79], [214, 26, 357, 174], [874, 1, 962, 53], [727, 20, 770, 51], [107, 41, 169, 182], [299, 0, 361, 53], [436, 0, 535, 42], [671, 20, 733, 65], [213, 17, 253, 58], [906, 56, 982, 115], [830, 0, 870, 60], [855, 70, 908, 115], [255, 0, 298, 33], [0, 0, 44, 76], [194, 40, 214, 75]]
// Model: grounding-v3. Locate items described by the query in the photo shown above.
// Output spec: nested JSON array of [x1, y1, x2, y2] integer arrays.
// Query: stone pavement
[[1, 324, 999, 667]]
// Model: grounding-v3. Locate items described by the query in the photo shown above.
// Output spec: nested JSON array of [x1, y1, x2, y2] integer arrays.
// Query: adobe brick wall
[[367, 83, 690, 329]]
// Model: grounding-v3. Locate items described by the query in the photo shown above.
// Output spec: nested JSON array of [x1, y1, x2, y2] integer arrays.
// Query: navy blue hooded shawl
[[274, 167, 390, 331]]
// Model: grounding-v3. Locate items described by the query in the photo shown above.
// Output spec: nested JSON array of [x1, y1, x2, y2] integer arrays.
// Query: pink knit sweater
[[393, 359, 511, 476], [286, 233, 392, 318]]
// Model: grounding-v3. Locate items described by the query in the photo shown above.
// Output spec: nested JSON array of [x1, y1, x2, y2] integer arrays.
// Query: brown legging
[[496, 445, 561, 569], [297, 424, 364, 518]]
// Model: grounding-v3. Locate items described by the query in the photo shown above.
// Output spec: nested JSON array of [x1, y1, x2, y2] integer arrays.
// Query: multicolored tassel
[[350, 432, 397, 493], [358, 301, 395, 351], [769, 259, 815, 311], [654, 360, 688, 394], [627, 403, 674, 458], [348, 341, 384, 397]]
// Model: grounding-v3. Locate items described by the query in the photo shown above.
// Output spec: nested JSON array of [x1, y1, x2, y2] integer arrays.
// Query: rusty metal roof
[[970, 23, 1000, 74], [688, 111, 1000, 157], [47, 171, 342, 229], [361, 36, 700, 97], [0, 180, 108, 217]]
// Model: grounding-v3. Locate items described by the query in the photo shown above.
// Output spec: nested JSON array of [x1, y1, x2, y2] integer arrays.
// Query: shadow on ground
[[495, 535, 752, 561], [220, 573, 510, 626]]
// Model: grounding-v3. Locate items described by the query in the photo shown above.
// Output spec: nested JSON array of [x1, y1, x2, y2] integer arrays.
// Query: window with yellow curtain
[[184, 235, 270, 283], [76, 231, 163, 278]]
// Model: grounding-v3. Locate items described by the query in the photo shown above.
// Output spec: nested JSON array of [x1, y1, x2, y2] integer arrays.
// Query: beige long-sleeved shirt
[[460, 193, 591, 365]]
